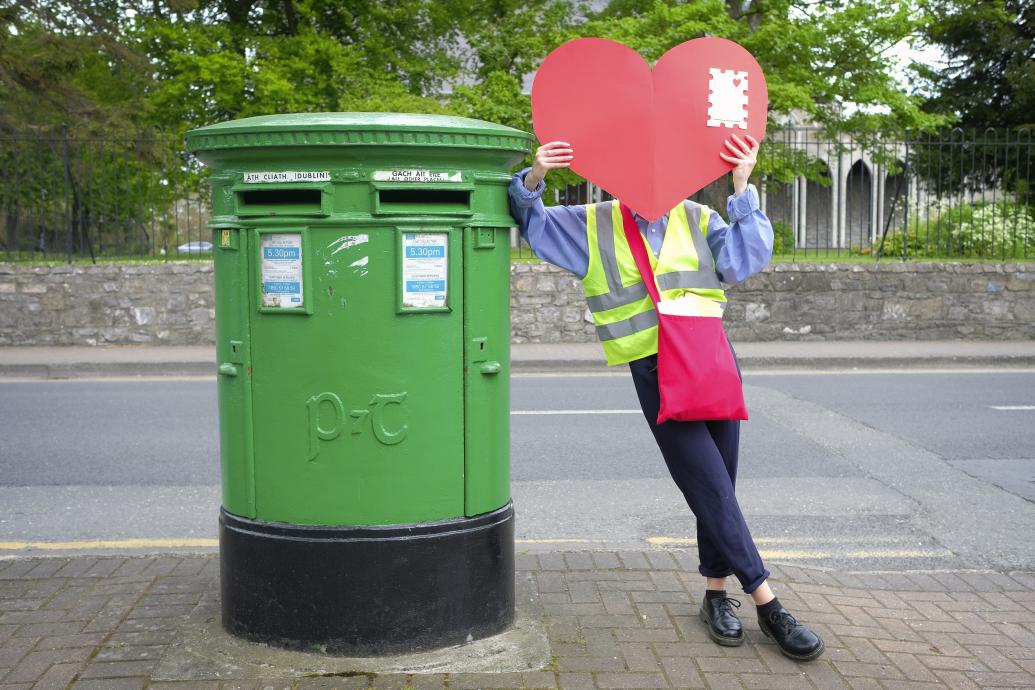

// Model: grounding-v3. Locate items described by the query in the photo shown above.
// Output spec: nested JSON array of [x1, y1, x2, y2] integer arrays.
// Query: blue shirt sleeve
[[508, 168, 773, 286], [507, 167, 590, 278], [706, 184, 774, 286]]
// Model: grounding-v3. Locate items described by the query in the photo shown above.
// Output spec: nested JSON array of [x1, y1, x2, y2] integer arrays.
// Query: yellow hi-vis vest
[[582, 200, 727, 366]]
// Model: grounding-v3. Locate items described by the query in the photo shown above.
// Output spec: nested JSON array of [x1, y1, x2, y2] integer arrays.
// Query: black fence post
[[61, 123, 73, 264], [903, 128, 911, 262]]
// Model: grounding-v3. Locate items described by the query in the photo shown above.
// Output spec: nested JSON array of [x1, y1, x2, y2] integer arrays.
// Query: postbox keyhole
[[470, 336, 489, 364], [229, 340, 244, 365]]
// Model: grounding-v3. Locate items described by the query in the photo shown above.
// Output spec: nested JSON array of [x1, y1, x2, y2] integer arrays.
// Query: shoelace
[[767, 608, 800, 634], [717, 597, 741, 614]]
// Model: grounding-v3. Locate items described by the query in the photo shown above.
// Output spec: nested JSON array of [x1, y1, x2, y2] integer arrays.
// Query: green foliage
[[870, 228, 928, 258], [0, 14, 150, 132], [536, 0, 951, 196], [918, 0, 1034, 130], [874, 201, 1035, 258], [450, 71, 529, 132], [4, 0, 956, 139], [569, 0, 949, 135], [928, 201, 1035, 257], [906, 2, 1033, 197], [5, 0, 1020, 261], [0, 128, 204, 259], [770, 221, 795, 255], [138, 7, 459, 129], [457, 0, 585, 82]]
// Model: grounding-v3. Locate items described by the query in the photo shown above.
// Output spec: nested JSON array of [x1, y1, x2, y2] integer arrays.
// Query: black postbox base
[[218, 501, 515, 656]]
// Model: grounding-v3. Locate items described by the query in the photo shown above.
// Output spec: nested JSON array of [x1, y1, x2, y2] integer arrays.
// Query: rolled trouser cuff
[[698, 564, 736, 579], [741, 568, 771, 595]]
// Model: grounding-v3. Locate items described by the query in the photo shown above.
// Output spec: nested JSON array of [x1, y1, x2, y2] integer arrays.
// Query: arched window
[[845, 159, 873, 250]]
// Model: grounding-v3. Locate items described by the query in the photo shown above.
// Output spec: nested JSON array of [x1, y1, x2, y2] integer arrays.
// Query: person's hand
[[719, 133, 759, 196], [524, 141, 573, 192]]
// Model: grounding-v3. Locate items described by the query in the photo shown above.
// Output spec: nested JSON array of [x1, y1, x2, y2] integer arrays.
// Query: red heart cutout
[[531, 37, 768, 221]]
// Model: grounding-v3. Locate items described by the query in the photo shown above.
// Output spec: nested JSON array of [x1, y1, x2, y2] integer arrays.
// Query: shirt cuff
[[509, 167, 545, 207], [726, 183, 760, 223]]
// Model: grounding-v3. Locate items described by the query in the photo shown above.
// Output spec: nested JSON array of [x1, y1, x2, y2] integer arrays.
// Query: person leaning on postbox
[[507, 135, 825, 662]]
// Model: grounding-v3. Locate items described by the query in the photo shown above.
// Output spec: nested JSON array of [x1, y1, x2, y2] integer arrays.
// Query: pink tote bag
[[619, 203, 749, 423]]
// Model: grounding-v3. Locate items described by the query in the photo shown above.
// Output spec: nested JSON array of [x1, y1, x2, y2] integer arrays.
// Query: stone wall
[[0, 263, 215, 346], [510, 262, 595, 343], [1, 261, 1033, 346], [724, 262, 1035, 341], [511, 261, 1035, 342]]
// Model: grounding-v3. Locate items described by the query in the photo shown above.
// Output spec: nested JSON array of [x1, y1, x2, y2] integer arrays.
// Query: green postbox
[[185, 113, 531, 654]]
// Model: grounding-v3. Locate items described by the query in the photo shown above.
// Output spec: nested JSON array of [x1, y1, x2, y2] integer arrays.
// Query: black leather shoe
[[699, 595, 744, 646], [757, 605, 825, 661]]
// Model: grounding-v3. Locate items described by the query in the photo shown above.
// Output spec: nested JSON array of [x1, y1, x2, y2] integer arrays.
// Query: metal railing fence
[[0, 125, 210, 262], [515, 126, 1035, 262], [2, 125, 1031, 263]]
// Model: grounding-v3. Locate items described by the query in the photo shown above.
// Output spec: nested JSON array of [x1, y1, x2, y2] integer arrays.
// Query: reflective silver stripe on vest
[[656, 270, 722, 290], [588, 201, 721, 318], [670, 202, 722, 290], [596, 309, 659, 341], [586, 203, 649, 312]]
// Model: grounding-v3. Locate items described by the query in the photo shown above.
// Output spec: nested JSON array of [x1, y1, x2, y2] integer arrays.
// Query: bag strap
[[619, 202, 661, 306]]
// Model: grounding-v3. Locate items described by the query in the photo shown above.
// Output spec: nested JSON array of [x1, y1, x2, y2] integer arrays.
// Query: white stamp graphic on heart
[[707, 68, 749, 129]]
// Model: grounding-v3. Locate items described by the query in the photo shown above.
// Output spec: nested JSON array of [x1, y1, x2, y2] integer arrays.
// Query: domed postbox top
[[185, 112, 532, 154]]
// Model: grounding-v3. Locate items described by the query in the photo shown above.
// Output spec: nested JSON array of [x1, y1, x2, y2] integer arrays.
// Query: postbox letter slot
[[376, 189, 471, 214], [237, 187, 320, 214]]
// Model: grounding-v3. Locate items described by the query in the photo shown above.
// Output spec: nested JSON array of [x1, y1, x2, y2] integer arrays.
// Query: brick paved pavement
[[1, 552, 1034, 690]]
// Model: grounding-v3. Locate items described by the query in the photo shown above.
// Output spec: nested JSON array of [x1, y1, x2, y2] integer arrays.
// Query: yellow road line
[[516, 538, 609, 544], [647, 537, 697, 546], [0, 538, 218, 551], [0, 537, 954, 560], [0, 376, 214, 384], [2, 537, 608, 551]]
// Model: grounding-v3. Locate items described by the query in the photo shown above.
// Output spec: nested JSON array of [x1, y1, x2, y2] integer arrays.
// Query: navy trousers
[[628, 347, 770, 593]]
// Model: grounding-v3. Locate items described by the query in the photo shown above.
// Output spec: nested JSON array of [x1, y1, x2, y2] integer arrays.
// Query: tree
[[577, 0, 947, 135], [3, 0, 981, 225], [5, 0, 954, 138], [917, 0, 1034, 129], [455, 0, 584, 82], [137, 0, 468, 130], [520, 0, 951, 204], [906, 2, 1033, 198], [0, 2, 149, 132], [0, 2, 191, 258]]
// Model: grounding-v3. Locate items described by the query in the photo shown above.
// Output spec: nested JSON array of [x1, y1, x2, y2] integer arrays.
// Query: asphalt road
[[1, 369, 1033, 574]]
